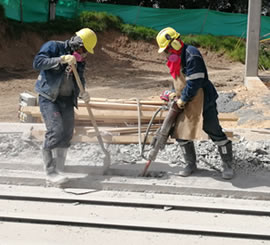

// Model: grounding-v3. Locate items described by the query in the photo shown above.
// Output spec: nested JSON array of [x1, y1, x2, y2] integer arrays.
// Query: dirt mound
[[0, 29, 241, 85], [85, 30, 245, 99]]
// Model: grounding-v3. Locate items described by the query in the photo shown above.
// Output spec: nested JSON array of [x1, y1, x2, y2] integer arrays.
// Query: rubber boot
[[52, 148, 88, 180], [218, 140, 234, 180], [52, 147, 68, 172], [179, 141, 197, 177], [42, 148, 55, 174], [42, 148, 68, 185]]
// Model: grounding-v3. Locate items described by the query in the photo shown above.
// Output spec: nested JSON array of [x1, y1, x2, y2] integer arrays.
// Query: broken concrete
[[0, 122, 269, 202]]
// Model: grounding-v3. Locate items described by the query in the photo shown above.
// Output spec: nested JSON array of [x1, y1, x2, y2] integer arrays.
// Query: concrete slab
[[1, 184, 270, 212], [0, 123, 45, 132], [0, 160, 270, 200], [0, 123, 269, 200], [244, 76, 269, 92]]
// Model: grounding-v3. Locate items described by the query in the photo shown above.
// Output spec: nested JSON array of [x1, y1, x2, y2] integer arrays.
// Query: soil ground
[[0, 29, 269, 128], [1, 28, 270, 244]]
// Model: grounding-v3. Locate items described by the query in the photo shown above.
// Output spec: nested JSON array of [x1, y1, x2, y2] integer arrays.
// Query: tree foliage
[[82, 0, 270, 15]]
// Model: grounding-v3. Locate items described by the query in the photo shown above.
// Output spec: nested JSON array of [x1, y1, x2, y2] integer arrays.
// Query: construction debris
[[0, 130, 269, 175]]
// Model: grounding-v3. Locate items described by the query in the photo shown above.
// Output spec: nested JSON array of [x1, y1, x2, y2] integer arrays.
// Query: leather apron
[[172, 72, 205, 140]]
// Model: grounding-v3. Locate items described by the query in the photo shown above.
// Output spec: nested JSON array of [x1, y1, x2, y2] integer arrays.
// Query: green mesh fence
[[0, 0, 48, 22], [1, 0, 270, 38], [56, 0, 79, 19]]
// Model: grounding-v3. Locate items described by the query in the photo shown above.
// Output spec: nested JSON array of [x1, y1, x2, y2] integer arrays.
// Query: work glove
[[176, 98, 186, 109], [160, 90, 176, 102], [169, 92, 177, 101], [60, 55, 76, 65], [80, 91, 90, 102]]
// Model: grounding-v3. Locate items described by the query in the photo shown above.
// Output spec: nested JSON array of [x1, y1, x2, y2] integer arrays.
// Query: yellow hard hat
[[76, 28, 97, 54], [156, 27, 180, 53]]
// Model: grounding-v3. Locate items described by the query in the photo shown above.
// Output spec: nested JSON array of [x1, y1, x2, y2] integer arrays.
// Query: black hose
[[141, 105, 168, 159]]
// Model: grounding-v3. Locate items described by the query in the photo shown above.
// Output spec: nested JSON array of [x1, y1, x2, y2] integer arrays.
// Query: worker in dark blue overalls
[[156, 27, 234, 180], [33, 28, 97, 184]]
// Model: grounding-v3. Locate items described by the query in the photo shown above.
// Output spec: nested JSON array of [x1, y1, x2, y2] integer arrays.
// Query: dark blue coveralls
[[33, 40, 86, 150], [179, 44, 228, 144]]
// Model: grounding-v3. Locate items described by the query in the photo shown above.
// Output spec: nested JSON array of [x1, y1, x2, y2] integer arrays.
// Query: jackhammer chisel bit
[[142, 101, 183, 176]]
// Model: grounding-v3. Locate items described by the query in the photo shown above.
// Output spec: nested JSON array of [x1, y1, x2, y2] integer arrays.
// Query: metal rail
[[0, 193, 269, 217], [0, 193, 270, 241], [1, 213, 270, 241]]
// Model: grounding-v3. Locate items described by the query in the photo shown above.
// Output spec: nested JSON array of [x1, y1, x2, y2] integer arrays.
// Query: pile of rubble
[[0, 132, 269, 176]]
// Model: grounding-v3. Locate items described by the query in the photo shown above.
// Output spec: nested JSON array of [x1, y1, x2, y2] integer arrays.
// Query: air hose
[[141, 105, 168, 160]]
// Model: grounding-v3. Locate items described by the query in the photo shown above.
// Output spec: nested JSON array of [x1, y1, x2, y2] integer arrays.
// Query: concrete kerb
[[244, 76, 270, 92], [0, 122, 45, 134], [0, 123, 270, 200], [1, 159, 270, 201]]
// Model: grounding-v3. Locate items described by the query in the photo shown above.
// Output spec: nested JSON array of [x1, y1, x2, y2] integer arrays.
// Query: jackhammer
[[141, 100, 183, 176]]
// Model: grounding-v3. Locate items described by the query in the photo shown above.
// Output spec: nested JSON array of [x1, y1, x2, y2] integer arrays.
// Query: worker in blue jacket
[[156, 27, 234, 180], [33, 28, 97, 184]]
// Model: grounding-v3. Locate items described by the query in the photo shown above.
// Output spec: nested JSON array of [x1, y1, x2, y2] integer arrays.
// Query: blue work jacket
[[33, 40, 86, 107], [180, 44, 218, 111]]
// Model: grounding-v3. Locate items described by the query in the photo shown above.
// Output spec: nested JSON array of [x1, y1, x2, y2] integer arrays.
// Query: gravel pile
[[0, 133, 269, 176], [216, 92, 245, 113], [145, 139, 270, 175], [0, 133, 40, 159]]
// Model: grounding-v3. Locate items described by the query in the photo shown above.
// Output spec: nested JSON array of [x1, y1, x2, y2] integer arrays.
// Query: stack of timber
[[21, 98, 168, 126], [19, 96, 238, 144]]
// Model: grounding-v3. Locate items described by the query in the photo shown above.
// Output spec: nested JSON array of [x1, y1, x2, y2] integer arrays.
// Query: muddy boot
[[218, 140, 234, 180], [179, 141, 197, 177], [46, 172, 69, 185], [52, 147, 68, 172], [42, 148, 68, 185], [52, 148, 88, 180], [42, 148, 55, 173]]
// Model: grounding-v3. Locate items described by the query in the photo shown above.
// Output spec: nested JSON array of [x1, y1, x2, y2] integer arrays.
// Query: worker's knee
[[45, 124, 65, 149]]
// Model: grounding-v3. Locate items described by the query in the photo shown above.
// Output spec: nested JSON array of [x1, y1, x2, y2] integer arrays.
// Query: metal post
[[200, 8, 210, 34], [245, 0, 262, 78], [49, 0, 56, 21], [20, 0, 23, 23]]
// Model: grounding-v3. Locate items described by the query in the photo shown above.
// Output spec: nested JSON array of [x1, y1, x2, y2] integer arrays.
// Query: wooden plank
[[224, 131, 234, 138], [218, 113, 239, 122], [21, 106, 239, 122], [251, 129, 270, 135], [33, 126, 160, 140], [31, 126, 232, 144], [74, 107, 166, 121], [74, 120, 152, 127], [74, 126, 159, 137], [80, 126, 160, 136], [78, 101, 162, 111], [21, 106, 167, 122], [86, 98, 166, 106], [30, 129, 161, 144]]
